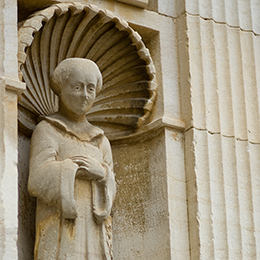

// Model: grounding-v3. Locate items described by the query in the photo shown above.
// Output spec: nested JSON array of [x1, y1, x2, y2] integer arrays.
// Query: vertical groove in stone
[[212, 0, 225, 23], [185, 12, 260, 259], [185, 0, 199, 15], [224, 0, 239, 27], [194, 130, 214, 259], [248, 143, 260, 259], [214, 23, 234, 137], [253, 36, 260, 144], [251, 0, 260, 35], [186, 0, 260, 34], [177, 14, 198, 260], [227, 27, 248, 140], [198, 0, 212, 19], [237, 0, 252, 30], [200, 19, 220, 133], [241, 32, 260, 143], [185, 128, 199, 260], [174, 0, 186, 17], [208, 133, 228, 259], [186, 15, 206, 130], [222, 136, 242, 260], [177, 14, 192, 130], [236, 141, 256, 259]]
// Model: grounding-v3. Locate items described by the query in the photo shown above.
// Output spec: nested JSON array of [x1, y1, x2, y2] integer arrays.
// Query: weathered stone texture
[[0, 0, 259, 259], [186, 0, 260, 34], [116, 0, 149, 9], [182, 11, 260, 260], [113, 128, 188, 260], [0, 0, 25, 259]]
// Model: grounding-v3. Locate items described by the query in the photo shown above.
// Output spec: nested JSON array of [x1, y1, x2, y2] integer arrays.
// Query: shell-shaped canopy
[[18, 2, 156, 140]]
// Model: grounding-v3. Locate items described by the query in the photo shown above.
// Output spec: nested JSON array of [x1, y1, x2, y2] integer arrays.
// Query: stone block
[[117, 0, 148, 9]]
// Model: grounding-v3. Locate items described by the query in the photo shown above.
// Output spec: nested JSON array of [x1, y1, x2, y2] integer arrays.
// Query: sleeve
[[92, 135, 117, 223], [101, 135, 116, 202], [28, 121, 78, 219]]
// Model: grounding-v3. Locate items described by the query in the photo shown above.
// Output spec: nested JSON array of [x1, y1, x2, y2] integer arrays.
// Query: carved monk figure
[[28, 58, 116, 260]]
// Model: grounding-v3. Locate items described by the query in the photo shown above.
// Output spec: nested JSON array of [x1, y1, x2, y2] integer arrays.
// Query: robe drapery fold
[[28, 117, 116, 260]]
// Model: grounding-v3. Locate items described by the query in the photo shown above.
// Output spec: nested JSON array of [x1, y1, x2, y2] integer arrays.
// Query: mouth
[[81, 101, 89, 106], [78, 101, 91, 111]]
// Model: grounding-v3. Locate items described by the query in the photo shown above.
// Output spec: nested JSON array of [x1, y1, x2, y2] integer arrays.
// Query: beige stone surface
[[112, 131, 171, 260], [185, 15, 260, 143], [0, 0, 26, 259], [158, 0, 185, 18], [0, 80, 25, 260], [165, 128, 189, 259], [186, 0, 260, 35], [116, 0, 148, 9], [185, 119, 260, 259], [112, 128, 189, 260], [8, 1, 260, 260], [2, 0, 19, 80], [183, 11, 260, 258], [0, 89, 19, 260]]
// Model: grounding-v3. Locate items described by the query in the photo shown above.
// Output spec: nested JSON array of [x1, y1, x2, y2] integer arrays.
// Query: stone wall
[[16, 1, 189, 259], [181, 2, 260, 258], [0, 0, 259, 259], [0, 0, 26, 259]]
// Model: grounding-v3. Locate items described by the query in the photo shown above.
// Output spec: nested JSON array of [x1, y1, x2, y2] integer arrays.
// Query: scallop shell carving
[[18, 2, 156, 140]]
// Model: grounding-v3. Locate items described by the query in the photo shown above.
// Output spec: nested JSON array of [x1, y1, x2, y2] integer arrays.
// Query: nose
[[82, 85, 88, 99]]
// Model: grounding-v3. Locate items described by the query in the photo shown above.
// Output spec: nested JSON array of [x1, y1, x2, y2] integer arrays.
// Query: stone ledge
[[0, 77, 26, 95], [111, 116, 185, 144], [143, 116, 185, 132]]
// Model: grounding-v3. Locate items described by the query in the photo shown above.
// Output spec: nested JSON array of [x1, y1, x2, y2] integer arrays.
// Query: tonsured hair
[[50, 58, 103, 96]]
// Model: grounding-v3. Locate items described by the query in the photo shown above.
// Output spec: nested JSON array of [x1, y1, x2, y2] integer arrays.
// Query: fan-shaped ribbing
[[18, 2, 156, 140]]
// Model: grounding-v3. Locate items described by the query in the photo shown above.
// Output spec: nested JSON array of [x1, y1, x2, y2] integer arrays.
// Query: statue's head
[[50, 58, 102, 117]]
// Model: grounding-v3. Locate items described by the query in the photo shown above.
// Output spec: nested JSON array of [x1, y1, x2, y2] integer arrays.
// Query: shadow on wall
[[18, 0, 58, 22], [18, 132, 35, 260]]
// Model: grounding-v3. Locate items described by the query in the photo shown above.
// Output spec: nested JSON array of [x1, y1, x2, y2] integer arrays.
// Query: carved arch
[[18, 2, 156, 140]]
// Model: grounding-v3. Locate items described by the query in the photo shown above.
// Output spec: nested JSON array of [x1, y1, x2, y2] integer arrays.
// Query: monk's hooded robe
[[28, 115, 116, 260]]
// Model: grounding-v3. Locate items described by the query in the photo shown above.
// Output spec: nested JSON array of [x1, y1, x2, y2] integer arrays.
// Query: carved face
[[60, 68, 97, 117]]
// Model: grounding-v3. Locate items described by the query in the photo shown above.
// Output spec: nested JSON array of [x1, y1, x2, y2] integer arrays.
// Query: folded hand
[[71, 156, 106, 181]]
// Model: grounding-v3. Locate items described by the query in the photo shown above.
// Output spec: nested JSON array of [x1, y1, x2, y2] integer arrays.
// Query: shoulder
[[100, 134, 113, 160], [99, 134, 113, 168], [30, 120, 60, 151], [99, 134, 111, 150], [35, 119, 52, 130], [32, 119, 59, 140]]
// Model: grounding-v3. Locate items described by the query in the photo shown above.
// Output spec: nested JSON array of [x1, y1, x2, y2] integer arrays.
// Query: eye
[[88, 84, 95, 92], [74, 84, 81, 90]]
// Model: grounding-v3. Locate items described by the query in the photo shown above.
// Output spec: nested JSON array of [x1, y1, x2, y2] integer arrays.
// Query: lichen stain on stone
[[170, 132, 181, 142], [112, 144, 152, 233], [112, 130, 166, 234], [65, 219, 76, 239]]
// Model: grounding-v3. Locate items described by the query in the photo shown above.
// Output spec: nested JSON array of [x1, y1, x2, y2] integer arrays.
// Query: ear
[[50, 71, 62, 96], [96, 76, 103, 94]]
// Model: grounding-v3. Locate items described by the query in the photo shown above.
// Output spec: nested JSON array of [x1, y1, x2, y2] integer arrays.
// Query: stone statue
[[28, 58, 116, 260]]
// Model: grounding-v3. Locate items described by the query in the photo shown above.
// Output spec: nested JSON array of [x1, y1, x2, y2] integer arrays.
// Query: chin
[[75, 109, 89, 116], [75, 106, 91, 114]]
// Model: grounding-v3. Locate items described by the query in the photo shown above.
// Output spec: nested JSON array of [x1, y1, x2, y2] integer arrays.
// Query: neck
[[58, 101, 86, 123]]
